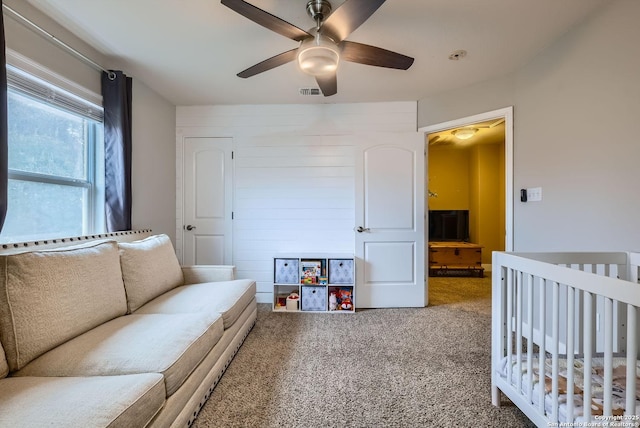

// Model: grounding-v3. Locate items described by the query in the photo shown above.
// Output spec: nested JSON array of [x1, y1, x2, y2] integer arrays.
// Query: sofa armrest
[[181, 265, 236, 284]]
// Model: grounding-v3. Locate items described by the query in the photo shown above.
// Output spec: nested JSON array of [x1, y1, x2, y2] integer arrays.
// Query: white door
[[355, 133, 426, 308], [182, 137, 233, 265]]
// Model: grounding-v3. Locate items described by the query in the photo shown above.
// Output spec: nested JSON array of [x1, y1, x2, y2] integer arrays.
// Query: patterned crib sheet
[[498, 355, 640, 423]]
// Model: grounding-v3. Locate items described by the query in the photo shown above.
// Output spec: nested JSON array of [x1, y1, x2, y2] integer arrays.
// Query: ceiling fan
[[221, 0, 414, 96]]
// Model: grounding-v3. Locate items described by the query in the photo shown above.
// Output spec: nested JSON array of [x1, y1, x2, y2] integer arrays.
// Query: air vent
[[299, 88, 321, 96]]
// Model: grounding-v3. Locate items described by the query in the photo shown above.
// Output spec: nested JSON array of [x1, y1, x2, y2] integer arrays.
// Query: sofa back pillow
[[0, 341, 8, 378], [119, 234, 184, 312], [0, 240, 127, 371]]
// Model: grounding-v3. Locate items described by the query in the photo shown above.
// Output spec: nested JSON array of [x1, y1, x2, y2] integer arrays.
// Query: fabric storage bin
[[274, 258, 299, 284], [328, 259, 354, 284], [301, 286, 326, 311]]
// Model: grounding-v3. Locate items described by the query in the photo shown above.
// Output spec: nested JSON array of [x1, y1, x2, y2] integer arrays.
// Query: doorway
[[419, 107, 514, 289]]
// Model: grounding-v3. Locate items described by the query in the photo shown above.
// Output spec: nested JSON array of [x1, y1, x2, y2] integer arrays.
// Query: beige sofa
[[0, 231, 256, 427]]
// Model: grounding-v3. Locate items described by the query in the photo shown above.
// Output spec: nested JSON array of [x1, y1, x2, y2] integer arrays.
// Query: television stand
[[428, 241, 484, 277]]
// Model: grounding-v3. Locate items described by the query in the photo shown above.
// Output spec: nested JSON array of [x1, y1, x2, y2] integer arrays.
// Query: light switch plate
[[526, 187, 542, 202]]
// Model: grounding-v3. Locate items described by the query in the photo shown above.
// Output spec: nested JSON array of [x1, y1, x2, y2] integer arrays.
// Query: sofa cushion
[[0, 342, 8, 378], [135, 279, 256, 329], [0, 240, 127, 371], [119, 234, 184, 312], [15, 312, 224, 397], [0, 373, 165, 428]]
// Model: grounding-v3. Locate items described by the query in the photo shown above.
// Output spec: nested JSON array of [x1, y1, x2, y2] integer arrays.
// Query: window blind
[[6, 65, 103, 123]]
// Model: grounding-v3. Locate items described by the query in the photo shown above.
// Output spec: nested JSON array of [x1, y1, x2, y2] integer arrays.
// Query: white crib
[[491, 251, 640, 427]]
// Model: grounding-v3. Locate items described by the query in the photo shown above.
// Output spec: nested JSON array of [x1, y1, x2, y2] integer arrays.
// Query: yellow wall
[[428, 146, 469, 210], [428, 142, 505, 264], [471, 144, 504, 263]]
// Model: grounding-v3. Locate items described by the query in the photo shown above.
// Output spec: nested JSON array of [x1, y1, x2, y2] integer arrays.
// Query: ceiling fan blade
[[322, 0, 386, 42], [341, 41, 414, 70], [315, 73, 337, 97], [237, 49, 298, 78], [221, 0, 310, 41]]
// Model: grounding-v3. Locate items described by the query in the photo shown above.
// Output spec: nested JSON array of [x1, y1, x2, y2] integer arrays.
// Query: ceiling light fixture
[[297, 32, 340, 76], [452, 127, 478, 140]]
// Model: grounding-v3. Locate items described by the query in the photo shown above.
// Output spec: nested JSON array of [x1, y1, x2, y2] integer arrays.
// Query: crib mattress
[[498, 355, 640, 423]]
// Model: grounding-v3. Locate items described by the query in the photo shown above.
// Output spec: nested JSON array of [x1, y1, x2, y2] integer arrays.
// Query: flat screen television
[[429, 210, 469, 242]]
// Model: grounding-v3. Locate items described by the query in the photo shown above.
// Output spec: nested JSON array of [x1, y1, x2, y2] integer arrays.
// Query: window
[[0, 66, 104, 243]]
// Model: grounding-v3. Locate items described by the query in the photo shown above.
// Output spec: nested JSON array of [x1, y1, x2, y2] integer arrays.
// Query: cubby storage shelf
[[273, 253, 355, 313]]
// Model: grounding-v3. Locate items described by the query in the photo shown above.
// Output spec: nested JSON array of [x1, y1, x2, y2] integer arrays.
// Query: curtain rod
[[2, 3, 115, 79]]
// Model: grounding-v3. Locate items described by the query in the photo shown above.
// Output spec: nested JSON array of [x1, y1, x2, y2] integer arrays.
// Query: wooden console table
[[428, 241, 484, 277]]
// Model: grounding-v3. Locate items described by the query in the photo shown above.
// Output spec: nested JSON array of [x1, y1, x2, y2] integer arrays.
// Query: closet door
[[182, 137, 233, 265]]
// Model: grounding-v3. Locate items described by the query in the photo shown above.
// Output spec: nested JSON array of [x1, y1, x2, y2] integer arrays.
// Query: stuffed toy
[[329, 292, 338, 311], [338, 289, 352, 310]]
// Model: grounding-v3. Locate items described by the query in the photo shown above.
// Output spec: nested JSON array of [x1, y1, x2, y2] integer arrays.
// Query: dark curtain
[[0, 8, 8, 233], [102, 70, 132, 232]]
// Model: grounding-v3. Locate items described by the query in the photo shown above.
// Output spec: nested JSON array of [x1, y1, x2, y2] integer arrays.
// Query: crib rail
[[491, 251, 640, 426]]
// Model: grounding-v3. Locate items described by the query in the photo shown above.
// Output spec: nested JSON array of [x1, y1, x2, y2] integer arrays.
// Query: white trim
[[418, 106, 514, 251], [175, 129, 185, 264]]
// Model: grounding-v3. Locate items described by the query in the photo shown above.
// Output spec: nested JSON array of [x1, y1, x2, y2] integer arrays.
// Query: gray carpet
[[193, 276, 535, 428]]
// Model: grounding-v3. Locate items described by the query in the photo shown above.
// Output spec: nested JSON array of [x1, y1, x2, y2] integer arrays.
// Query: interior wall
[[498, 145, 506, 252], [3, 0, 178, 243], [2, 0, 102, 100], [428, 143, 503, 264], [427, 147, 470, 210], [512, 0, 640, 251], [470, 144, 504, 263], [418, 76, 515, 130], [9, 0, 639, 254], [418, 0, 640, 251], [176, 102, 417, 303], [130, 81, 177, 241], [469, 149, 480, 246]]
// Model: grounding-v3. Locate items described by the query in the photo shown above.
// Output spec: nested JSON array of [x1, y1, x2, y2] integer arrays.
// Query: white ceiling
[[27, 0, 606, 106]]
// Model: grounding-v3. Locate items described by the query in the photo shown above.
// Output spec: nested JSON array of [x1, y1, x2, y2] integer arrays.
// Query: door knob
[[185, 225, 196, 231], [356, 226, 370, 233]]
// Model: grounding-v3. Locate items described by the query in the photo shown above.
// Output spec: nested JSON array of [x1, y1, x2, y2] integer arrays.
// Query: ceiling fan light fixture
[[297, 33, 340, 76], [452, 127, 478, 140]]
